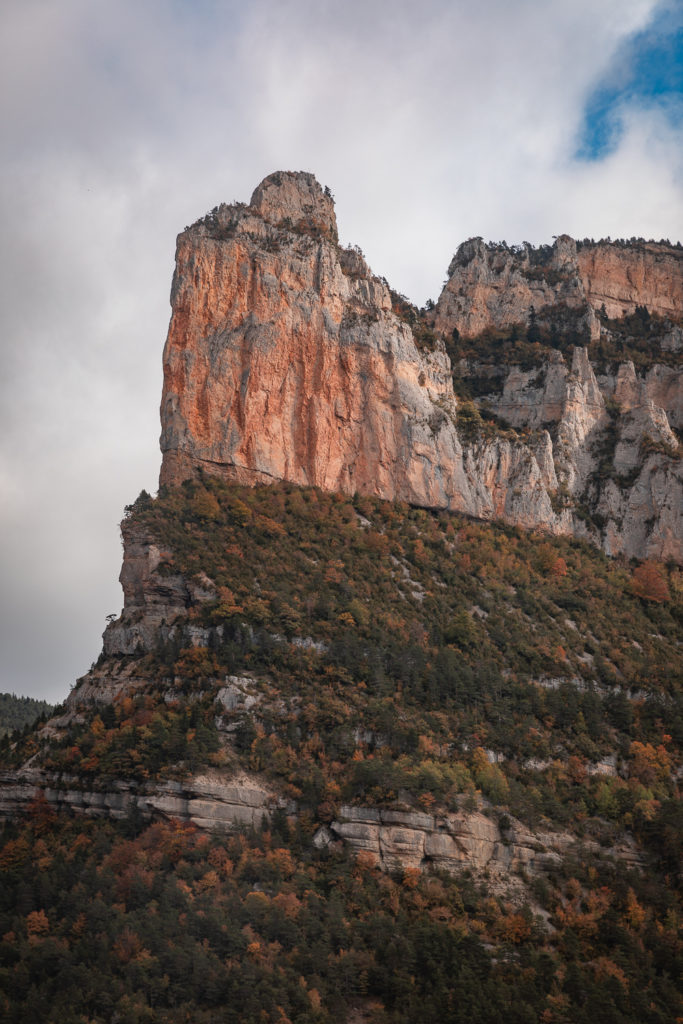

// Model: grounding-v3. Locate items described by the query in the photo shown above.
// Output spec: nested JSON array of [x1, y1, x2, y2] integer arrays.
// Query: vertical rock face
[[476, 351, 682, 561], [435, 235, 683, 339], [101, 518, 213, 657], [159, 172, 682, 562], [435, 235, 594, 340], [578, 243, 683, 321], [160, 171, 564, 534], [161, 172, 454, 502], [249, 170, 337, 236]]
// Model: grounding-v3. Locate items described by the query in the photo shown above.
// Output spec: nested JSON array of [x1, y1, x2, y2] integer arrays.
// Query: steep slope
[[5, 479, 681, 851], [2, 481, 681, 1022], [2, 478, 681, 1021], [160, 172, 683, 561]]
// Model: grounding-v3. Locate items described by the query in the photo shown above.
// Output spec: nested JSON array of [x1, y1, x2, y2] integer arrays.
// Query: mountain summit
[[160, 171, 682, 561]]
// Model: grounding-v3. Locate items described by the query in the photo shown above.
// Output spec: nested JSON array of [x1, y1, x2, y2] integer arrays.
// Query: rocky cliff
[[2, 762, 641, 889], [160, 171, 563, 537], [0, 766, 279, 832], [159, 172, 682, 561], [1, 177, 680, 1023], [3, 450, 677, 900], [435, 234, 683, 339]]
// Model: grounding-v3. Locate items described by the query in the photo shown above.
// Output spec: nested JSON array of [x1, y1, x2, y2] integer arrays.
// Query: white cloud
[[0, 0, 680, 701]]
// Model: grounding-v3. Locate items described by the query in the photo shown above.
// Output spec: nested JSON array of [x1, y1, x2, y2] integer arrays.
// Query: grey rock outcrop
[[461, 347, 681, 560], [324, 805, 554, 876], [317, 803, 644, 881], [436, 235, 683, 338], [0, 767, 281, 832], [102, 520, 217, 657]]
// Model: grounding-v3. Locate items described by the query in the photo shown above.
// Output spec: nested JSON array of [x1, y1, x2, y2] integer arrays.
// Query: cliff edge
[[159, 171, 682, 561]]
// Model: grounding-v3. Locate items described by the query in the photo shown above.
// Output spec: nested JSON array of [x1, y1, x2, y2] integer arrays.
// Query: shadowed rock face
[[101, 518, 216, 658], [159, 171, 682, 562], [0, 767, 281, 832]]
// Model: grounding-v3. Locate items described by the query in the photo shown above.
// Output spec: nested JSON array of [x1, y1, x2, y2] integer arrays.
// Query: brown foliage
[[630, 561, 670, 603]]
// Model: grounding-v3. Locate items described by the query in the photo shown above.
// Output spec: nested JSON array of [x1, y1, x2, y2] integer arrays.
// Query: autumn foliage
[[1, 478, 681, 1022], [630, 560, 671, 603]]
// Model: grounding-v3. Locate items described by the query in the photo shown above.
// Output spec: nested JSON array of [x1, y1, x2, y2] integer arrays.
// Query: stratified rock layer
[[0, 768, 278, 832], [159, 172, 682, 560]]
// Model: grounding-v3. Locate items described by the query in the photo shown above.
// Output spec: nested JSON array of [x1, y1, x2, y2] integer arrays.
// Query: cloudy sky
[[1, 0, 682, 703]]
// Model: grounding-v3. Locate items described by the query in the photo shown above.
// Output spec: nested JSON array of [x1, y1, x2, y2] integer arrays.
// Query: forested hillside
[[1, 478, 681, 1023], [0, 693, 53, 739]]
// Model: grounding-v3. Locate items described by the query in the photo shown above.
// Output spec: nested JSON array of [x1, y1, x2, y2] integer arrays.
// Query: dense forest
[[0, 693, 53, 739], [2, 802, 679, 1024], [1, 477, 681, 1022]]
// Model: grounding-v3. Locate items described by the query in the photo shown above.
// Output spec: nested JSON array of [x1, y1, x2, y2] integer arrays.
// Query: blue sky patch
[[577, 3, 683, 160]]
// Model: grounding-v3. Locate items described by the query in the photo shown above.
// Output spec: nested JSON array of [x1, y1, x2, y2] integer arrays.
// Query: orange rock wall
[[578, 243, 683, 320], [159, 173, 682, 562]]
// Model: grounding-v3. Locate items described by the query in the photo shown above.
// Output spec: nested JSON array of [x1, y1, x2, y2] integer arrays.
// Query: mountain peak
[[249, 169, 337, 239]]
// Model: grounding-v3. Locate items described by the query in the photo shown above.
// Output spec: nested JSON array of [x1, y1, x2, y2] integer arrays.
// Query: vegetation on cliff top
[[446, 307, 682, 380]]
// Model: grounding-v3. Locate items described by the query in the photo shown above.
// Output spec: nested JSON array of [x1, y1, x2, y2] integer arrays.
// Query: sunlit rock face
[[435, 235, 683, 339], [159, 171, 564, 533], [159, 172, 682, 561], [578, 242, 683, 322]]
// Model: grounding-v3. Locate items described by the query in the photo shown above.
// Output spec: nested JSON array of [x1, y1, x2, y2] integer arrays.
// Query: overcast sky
[[1, 0, 682, 703]]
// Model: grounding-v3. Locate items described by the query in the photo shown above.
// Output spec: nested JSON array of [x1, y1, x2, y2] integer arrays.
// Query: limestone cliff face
[[159, 172, 682, 561], [578, 242, 683, 321], [0, 767, 280, 832], [0, 762, 641, 886], [435, 234, 683, 338], [317, 804, 642, 880], [102, 517, 216, 658], [160, 171, 565, 535], [470, 350, 682, 560]]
